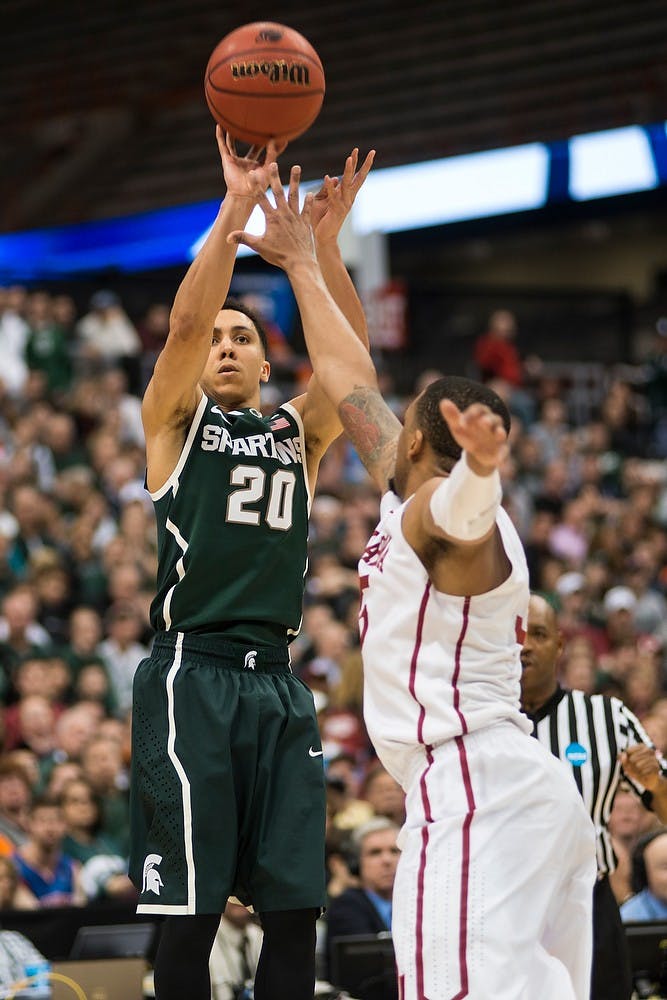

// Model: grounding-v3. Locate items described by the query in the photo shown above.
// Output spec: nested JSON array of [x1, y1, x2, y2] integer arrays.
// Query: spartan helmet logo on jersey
[[142, 854, 164, 895]]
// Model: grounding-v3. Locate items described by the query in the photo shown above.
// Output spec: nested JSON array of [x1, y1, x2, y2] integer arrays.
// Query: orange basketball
[[204, 22, 325, 145]]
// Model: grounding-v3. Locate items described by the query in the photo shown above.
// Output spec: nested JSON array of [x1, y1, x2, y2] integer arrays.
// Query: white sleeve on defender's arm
[[429, 452, 502, 542]]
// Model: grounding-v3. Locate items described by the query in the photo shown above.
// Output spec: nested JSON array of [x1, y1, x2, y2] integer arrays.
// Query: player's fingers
[[267, 162, 286, 204], [352, 150, 376, 191], [343, 148, 359, 184], [302, 191, 314, 224], [440, 398, 463, 422], [323, 176, 339, 199], [463, 403, 490, 423], [313, 177, 329, 201], [287, 165, 301, 210], [227, 230, 258, 250], [246, 144, 264, 162], [253, 190, 275, 215]]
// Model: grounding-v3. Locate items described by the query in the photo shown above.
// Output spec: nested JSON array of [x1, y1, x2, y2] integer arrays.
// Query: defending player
[[230, 163, 597, 1000], [129, 131, 373, 1000]]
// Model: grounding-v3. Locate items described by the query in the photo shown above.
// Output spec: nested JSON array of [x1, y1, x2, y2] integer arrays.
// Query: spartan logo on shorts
[[244, 650, 258, 670], [142, 853, 164, 895]]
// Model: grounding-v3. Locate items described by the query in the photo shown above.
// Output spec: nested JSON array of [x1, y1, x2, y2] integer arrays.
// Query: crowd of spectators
[[1, 283, 667, 984]]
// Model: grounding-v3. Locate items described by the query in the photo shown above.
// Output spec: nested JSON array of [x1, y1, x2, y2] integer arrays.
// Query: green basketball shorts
[[129, 631, 327, 915]]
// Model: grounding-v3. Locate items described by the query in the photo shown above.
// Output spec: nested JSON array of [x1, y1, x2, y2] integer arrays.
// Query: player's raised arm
[[229, 162, 401, 493], [400, 396, 512, 594], [142, 128, 284, 437], [310, 148, 374, 345]]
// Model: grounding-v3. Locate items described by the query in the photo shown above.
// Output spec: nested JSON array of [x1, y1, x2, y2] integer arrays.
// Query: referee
[[520, 593, 667, 1000]]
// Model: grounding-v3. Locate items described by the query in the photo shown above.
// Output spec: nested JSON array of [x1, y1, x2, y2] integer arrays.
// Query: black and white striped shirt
[[527, 686, 664, 875]]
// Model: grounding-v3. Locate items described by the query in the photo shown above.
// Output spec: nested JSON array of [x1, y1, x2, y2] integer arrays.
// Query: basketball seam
[[206, 86, 325, 98]]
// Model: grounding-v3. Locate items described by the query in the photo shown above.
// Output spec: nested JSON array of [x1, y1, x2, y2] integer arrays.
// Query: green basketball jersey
[[149, 394, 310, 643]]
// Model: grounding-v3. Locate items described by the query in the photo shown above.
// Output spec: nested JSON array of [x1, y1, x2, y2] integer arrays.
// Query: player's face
[[520, 596, 562, 695], [201, 309, 270, 408]]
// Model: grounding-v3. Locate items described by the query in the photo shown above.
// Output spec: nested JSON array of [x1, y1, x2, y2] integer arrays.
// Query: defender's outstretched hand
[[228, 162, 317, 272], [310, 148, 375, 244], [440, 399, 509, 475], [216, 126, 287, 201]]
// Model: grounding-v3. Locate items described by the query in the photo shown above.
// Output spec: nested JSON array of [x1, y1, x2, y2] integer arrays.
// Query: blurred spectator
[[75, 290, 141, 392], [529, 398, 570, 466], [0, 586, 51, 688], [209, 900, 263, 1000], [136, 302, 169, 390], [643, 318, 667, 456], [13, 796, 85, 906], [6, 750, 40, 794], [325, 757, 374, 834], [0, 759, 32, 848], [24, 291, 73, 396], [324, 826, 361, 904], [0, 854, 38, 909], [361, 765, 406, 826], [0, 285, 29, 397], [98, 601, 150, 716], [52, 703, 99, 765], [3, 656, 64, 751], [325, 818, 400, 986], [43, 413, 86, 472], [45, 761, 83, 800], [60, 776, 134, 903], [61, 606, 106, 678], [621, 829, 667, 921], [601, 586, 641, 652], [81, 736, 130, 855], [608, 785, 660, 905], [32, 559, 74, 647], [73, 661, 115, 715], [6, 483, 61, 580], [97, 368, 144, 448], [59, 776, 121, 862], [327, 752, 365, 802], [474, 309, 522, 386], [10, 696, 59, 792]]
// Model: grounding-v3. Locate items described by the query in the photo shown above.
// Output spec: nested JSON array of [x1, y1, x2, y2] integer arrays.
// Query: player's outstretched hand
[[227, 162, 316, 272], [440, 399, 509, 475], [310, 148, 375, 245], [216, 126, 288, 201]]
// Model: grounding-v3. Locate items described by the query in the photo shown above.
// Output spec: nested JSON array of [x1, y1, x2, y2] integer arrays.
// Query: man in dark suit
[[326, 817, 400, 994]]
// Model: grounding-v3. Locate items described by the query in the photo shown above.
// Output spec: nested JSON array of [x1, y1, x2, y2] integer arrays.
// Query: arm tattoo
[[339, 387, 401, 489]]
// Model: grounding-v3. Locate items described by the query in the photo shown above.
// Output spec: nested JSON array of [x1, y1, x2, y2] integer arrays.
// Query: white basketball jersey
[[359, 491, 531, 785]]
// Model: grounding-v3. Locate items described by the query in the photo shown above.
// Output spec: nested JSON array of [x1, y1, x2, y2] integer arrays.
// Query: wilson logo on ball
[[231, 60, 311, 86], [256, 29, 283, 42]]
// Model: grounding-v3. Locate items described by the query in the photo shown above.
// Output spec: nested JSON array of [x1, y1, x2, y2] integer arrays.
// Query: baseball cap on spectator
[[603, 586, 637, 616], [555, 572, 585, 598]]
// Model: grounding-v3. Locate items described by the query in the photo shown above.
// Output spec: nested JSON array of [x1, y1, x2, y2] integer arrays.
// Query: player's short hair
[[415, 375, 511, 470], [222, 297, 269, 357]]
